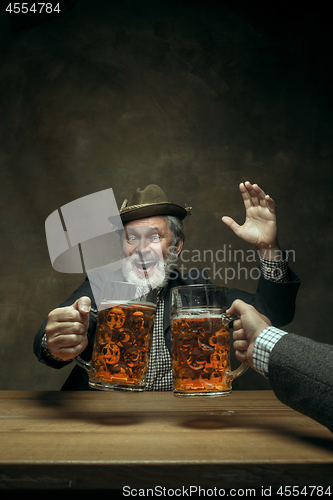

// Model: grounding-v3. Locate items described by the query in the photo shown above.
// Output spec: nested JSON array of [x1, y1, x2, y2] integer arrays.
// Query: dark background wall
[[0, 0, 332, 390]]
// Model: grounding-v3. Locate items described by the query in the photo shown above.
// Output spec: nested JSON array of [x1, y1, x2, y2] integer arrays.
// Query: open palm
[[222, 182, 278, 251]]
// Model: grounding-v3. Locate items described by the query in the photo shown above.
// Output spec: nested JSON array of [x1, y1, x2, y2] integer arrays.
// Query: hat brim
[[108, 202, 188, 227]]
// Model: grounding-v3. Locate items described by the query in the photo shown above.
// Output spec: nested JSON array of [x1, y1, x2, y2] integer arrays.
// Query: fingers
[[47, 333, 89, 361], [235, 349, 248, 361], [234, 335, 249, 363], [221, 215, 234, 227], [241, 181, 264, 208], [240, 181, 276, 213], [223, 181, 266, 219], [239, 181, 256, 209], [74, 296, 91, 315], [46, 316, 88, 336], [221, 216, 241, 236], [46, 304, 89, 327], [227, 299, 253, 318], [233, 328, 247, 341], [234, 338, 249, 349], [50, 332, 86, 348], [228, 299, 271, 330], [45, 298, 91, 360], [264, 194, 276, 215]]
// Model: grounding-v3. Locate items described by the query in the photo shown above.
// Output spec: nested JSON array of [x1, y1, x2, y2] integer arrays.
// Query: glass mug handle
[[74, 308, 98, 372], [74, 355, 91, 372], [221, 312, 249, 382]]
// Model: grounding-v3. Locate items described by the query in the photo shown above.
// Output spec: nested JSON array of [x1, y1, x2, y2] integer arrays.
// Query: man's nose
[[136, 236, 151, 253]]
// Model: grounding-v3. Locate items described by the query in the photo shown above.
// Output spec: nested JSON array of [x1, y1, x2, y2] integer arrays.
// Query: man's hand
[[45, 297, 91, 361], [227, 299, 271, 368], [222, 181, 279, 259]]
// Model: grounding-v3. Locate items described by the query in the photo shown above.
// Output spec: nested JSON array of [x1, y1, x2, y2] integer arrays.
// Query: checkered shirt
[[258, 254, 289, 282], [252, 326, 288, 377], [145, 287, 173, 391]]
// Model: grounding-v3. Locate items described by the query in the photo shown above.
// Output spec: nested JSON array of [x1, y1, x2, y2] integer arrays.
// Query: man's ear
[[175, 237, 184, 256]]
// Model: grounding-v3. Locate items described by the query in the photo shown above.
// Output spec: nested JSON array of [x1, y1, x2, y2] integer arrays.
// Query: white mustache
[[121, 249, 178, 289], [129, 253, 160, 265]]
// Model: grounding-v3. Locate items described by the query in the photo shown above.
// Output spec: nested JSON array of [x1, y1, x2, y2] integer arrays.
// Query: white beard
[[121, 249, 177, 291]]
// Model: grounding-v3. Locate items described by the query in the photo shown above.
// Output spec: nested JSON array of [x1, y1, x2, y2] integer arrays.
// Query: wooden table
[[0, 391, 332, 491]]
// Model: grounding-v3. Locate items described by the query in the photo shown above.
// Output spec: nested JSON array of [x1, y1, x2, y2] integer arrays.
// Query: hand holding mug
[[75, 282, 158, 391], [227, 300, 271, 368], [45, 297, 91, 361]]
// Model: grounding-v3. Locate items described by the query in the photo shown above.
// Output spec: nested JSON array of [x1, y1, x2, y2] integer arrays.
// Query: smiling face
[[121, 216, 183, 288]]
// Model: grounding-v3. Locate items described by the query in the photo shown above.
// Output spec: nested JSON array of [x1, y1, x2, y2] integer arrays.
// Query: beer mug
[[75, 282, 157, 391], [170, 284, 248, 397]]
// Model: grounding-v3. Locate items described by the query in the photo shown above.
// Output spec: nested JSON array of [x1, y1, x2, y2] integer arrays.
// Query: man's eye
[[150, 235, 160, 242], [127, 236, 137, 243]]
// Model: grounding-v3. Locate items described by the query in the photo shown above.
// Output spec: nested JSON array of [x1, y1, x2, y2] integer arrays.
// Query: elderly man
[[34, 182, 301, 390]]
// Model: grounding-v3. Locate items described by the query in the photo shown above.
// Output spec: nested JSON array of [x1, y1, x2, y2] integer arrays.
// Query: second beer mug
[[75, 282, 157, 391], [170, 284, 248, 397]]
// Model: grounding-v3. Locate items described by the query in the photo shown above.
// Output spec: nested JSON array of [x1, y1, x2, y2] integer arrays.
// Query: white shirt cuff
[[252, 326, 288, 377]]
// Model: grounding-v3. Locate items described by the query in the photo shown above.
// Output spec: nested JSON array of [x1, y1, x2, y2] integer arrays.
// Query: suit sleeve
[[268, 334, 333, 433], [226, 267, 301, 327]]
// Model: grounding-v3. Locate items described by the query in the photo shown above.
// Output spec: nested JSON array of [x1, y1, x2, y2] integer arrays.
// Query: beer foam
[[99, 300, 156, 311], [172, 307, 223, 320]]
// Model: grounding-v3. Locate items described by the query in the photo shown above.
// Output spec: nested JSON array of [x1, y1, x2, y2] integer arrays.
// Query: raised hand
[[222, 181, 279, 258]]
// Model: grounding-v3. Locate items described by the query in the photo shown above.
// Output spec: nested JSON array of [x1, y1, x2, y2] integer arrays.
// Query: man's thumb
[[74, 296, 91, 315], [227, 299, 246, 317]]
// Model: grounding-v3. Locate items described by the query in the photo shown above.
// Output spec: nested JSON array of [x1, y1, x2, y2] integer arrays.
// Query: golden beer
[[171, 311, 231, 395], [90, 302, 156, 388]]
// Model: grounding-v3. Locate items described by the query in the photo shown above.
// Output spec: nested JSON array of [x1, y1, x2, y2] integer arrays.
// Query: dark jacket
[[269, 333, 333, 433]]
